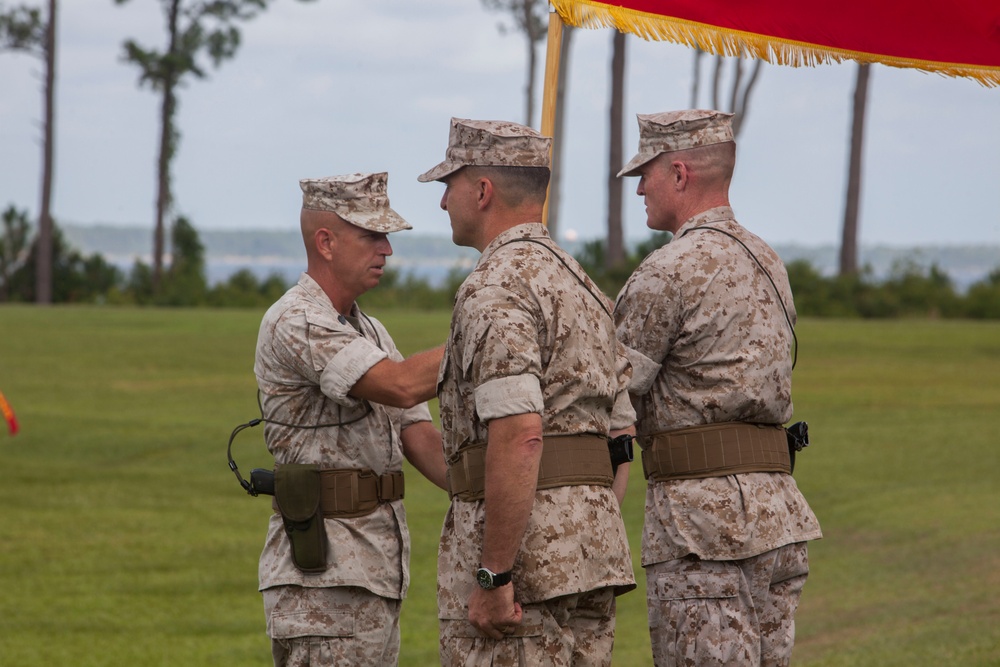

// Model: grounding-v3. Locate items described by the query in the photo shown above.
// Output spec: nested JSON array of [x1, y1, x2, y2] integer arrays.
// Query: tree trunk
[[840, 63, 871, 277], [732, 59, 763, 137], [690, 48, 703, 107], [711, 55, 723, 110], [546, 25, 573, 241], [153, 0, 182, 290], [34, 0, 56, 305], [522, 0, 536, 126], [154, 85, 174, 289], [606, 30, 626, 270], [728, 58, 743, 115]]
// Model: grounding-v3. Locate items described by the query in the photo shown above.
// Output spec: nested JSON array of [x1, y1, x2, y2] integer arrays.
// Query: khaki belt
[[641, 422, 790, 481], [447, 434, 613, 502], [273, 468, 404, 519]]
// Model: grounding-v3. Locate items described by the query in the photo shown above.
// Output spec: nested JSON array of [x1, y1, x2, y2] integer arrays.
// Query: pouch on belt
[[274, 463, 327, 573]]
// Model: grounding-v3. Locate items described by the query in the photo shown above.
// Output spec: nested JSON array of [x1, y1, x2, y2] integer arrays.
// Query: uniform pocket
[[647, 566, 750, 665], [265, 587, 357, 639], [269, 609, 355, 639], [655, 571, 740, 601]]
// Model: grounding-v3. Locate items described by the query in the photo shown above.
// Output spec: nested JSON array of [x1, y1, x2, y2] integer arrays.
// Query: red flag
[[0, 390, 18, 436], [551, 0, 1000, 86]]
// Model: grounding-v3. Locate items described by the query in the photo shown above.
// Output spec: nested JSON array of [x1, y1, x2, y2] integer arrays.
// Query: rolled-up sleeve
[[475, 374, 544, 422], [319, 336, 389, 405], [610, 342, 637, 429], [611, 388, 636, 430], [460, 284, 545, 422], [624, 345, 661, 396], [401, 402, 433, 428]]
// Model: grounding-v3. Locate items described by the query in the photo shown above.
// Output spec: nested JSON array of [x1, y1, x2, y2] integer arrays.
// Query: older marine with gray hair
[[253, 171, 447, 666]]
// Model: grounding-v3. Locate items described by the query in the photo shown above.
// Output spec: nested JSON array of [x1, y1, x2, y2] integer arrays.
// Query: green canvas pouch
[[274, 464, 327, 573]]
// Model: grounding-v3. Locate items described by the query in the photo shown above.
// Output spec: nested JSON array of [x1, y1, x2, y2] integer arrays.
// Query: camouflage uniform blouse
[[614, 207, 822, 566], [436, 223, 636, 619], [254, 273, 432, 599]]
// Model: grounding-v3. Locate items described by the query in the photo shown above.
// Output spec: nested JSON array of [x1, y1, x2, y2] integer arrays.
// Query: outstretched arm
[[349, 345, 444, 409]]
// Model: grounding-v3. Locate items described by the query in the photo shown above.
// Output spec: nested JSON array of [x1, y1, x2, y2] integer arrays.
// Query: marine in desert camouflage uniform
[[613, 111, 823, 666], [254, 172, 447, 666], [418, 118, 637, 667]]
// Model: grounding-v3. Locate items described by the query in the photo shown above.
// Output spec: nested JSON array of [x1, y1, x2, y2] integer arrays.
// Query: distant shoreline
[[63, 224, 1000, 290]]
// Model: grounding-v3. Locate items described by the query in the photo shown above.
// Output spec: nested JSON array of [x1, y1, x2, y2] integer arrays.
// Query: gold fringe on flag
[[550, 0, 1000, 88]]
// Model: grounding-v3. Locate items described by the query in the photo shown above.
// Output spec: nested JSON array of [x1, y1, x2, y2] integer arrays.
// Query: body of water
[[109, 256, 467, 288]]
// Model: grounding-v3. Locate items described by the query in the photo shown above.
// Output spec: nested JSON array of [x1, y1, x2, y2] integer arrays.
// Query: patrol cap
[[300, 172, 411, 233], [618, 110, 735, 178], [417, 118, 552, 183]]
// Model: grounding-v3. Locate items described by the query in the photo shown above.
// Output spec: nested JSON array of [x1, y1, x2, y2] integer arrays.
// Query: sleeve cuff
[[319, 336, 389, 404], [474, 374, 544, 422], [625, 346, 661, 396], [611, 390, 637, 430], [400, 402, 433, 429]]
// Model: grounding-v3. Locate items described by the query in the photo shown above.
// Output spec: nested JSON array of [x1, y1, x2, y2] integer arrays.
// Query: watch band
[[476, 566, 513, 590]]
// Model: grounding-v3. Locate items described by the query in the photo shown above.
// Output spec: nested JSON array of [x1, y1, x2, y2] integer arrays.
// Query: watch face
[[476, 568, 494, 589]]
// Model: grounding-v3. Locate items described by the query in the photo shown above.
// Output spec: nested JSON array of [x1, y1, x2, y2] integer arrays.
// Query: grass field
[[0, 305, 998, 666]]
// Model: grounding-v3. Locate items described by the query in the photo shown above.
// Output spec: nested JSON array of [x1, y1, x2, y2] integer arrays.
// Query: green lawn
[[0, 306, 997, 665]]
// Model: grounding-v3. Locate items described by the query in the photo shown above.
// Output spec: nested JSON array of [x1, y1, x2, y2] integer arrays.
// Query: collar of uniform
[[296, 272, 360, 321], [296, 272, 326, 302], [477, 222, 549, 265], [676, 206, 735, 238]]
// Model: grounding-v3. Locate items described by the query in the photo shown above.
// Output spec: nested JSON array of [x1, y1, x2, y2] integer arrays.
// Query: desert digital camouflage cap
[[417, 118, 552, 183], [618, 110, 735, 177], [299, 172, 411, 233]]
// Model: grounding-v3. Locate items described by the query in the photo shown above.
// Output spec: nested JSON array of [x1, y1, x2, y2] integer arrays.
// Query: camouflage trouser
[[646, 542, 810, 667], [439, 587, 617, 667], [262, 585, 401, 667]]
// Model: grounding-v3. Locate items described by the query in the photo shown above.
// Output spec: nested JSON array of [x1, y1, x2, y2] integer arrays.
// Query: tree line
[[0, 204, 285, 307], [2, 206, 998, 319]]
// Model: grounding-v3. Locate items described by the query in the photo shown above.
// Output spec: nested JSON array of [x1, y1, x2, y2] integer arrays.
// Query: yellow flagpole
[[540, 9, 564, 226]]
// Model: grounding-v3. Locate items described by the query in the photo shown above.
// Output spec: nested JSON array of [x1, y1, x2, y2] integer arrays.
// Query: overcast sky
[[2, 0, 998, 249]]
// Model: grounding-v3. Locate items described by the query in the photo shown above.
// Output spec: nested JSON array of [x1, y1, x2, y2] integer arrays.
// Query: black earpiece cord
[[229, 312, 382, 494]]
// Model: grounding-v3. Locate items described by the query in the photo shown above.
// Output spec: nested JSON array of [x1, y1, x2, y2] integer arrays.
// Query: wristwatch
[[476, 566, 513, 590]]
